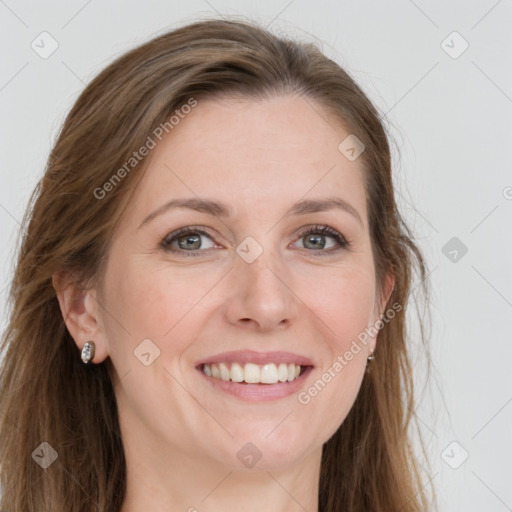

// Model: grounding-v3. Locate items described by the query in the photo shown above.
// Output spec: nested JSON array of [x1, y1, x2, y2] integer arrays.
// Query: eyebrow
[[138, 196, 363, 229]]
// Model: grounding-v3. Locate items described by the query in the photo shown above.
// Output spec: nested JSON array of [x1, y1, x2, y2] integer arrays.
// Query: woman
[[0, 18, 434, 512]]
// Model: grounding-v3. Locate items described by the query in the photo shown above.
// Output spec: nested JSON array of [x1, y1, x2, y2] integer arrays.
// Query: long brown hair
[[0, 17, 435, 511]]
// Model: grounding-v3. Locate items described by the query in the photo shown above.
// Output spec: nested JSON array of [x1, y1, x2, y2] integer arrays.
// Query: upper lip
[[195, 350, 314, 368]]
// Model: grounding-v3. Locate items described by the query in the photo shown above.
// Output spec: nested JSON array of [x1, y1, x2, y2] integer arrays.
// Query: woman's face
[[93, 94, 391, 471]]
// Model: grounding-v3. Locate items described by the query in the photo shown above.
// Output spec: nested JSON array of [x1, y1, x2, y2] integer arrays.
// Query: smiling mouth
[[200, 362, 309, 384]]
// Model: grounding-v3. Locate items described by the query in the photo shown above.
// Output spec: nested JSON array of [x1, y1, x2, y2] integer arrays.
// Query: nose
[[223, 248, 299, 332]]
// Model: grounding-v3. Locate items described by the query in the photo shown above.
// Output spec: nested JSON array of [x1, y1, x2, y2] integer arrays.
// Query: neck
[[120, 435, 322, 512]]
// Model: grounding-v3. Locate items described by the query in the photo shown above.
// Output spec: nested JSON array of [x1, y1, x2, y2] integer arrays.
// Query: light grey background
[[1, 1, 511, 510]]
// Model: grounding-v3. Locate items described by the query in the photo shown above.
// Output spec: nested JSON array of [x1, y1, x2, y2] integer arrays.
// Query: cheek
[[100, 262, 168, 356], [294, 267, 376, 442], [108, 254, 177, 323], [103, 257, 220, 366], [310, 264, 377, 352]]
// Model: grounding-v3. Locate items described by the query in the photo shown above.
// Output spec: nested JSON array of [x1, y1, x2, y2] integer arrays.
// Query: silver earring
[[365, 349, 374, 374], [81, 341, 96, 364]]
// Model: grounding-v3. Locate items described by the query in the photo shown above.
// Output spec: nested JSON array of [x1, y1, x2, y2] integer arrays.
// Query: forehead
[[125, 95, 368, 228]]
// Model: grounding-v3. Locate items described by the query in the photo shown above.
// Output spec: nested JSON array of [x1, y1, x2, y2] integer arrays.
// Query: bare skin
[[55, 94, 394, 512]]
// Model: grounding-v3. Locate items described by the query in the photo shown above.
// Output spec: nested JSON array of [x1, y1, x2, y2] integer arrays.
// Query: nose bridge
[[224, 244, 298, 331]]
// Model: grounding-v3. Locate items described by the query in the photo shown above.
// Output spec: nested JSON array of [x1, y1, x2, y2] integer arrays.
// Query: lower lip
[[197, 366, 314, 402]]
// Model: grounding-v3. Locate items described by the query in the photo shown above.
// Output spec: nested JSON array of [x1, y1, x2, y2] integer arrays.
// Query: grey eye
[[163, 230, 216, 252]]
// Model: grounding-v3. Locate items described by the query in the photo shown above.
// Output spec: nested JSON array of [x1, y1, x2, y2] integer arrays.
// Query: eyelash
[[161, 224, 350, 257]]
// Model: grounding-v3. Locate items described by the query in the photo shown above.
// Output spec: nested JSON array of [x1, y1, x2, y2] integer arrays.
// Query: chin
[[214, 423, 319, 471]]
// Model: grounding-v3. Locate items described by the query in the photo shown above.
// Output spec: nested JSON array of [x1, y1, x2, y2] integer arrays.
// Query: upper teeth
[[203, 362, 302, 384]]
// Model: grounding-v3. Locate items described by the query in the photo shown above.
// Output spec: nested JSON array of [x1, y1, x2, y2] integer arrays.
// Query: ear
[[52, 270, 109, 364], [370, 271, 396, 353], [379, 271, 396, 315]]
